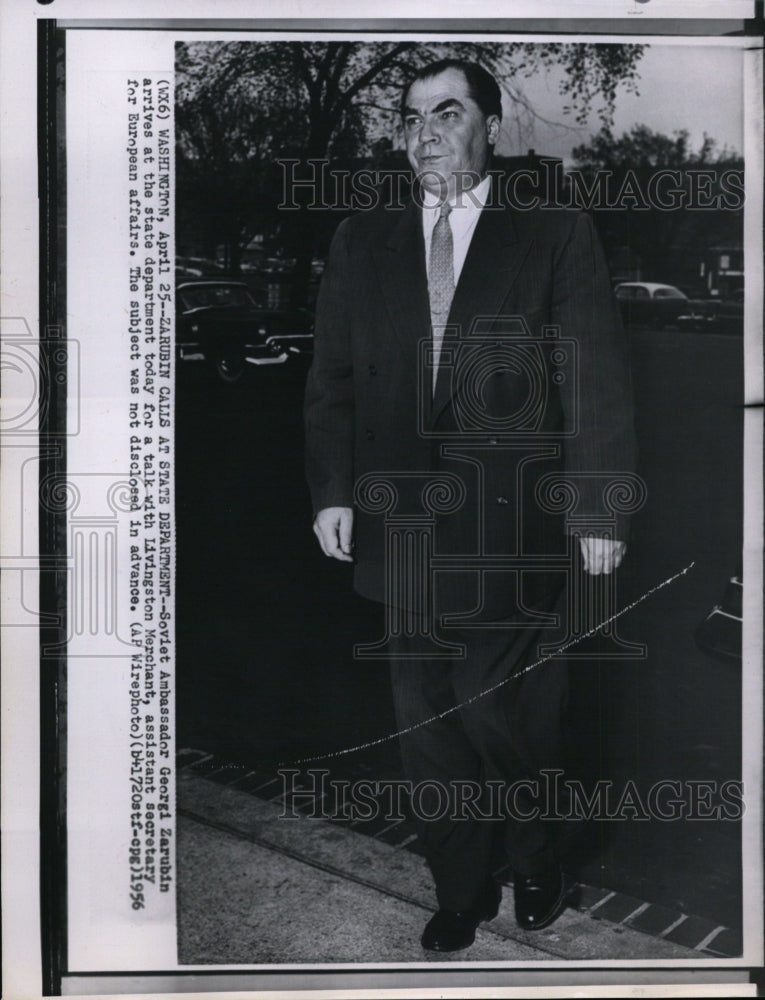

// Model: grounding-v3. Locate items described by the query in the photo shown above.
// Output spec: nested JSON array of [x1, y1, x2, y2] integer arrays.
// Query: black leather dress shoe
[[421, 880, 501, 952], [513, 864, 565, 931]]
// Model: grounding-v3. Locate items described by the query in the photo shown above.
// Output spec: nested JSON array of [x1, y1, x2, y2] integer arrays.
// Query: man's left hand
[[579, 537, 626, 575]]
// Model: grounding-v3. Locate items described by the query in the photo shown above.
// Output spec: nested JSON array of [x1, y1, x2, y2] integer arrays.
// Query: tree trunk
[[290, 205, 314, 308], [290, 126, 331, 308]]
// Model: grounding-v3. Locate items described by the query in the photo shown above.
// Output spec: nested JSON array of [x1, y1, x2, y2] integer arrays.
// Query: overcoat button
[[489, 437, 498, 445], [496, 496, 509, 505], [366, 429, 375, 440], [368, 365, 377, 375]]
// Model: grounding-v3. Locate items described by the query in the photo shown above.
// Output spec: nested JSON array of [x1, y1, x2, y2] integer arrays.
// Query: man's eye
[[441, 110, 458, 120], [404, 117, 421, 129]]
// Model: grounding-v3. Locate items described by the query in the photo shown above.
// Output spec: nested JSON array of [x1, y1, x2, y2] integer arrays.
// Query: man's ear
[[486, 115, 500, 146]]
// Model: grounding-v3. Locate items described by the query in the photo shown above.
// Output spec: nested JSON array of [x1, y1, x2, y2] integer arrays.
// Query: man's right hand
[[313, 506, 354, 562]]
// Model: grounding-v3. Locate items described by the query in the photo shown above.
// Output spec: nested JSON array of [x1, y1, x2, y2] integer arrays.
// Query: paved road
[[175, 326, 744, 933]]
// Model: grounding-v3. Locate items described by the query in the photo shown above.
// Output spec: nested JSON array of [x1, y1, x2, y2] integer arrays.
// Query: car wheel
[[213, 354, 245, 382]]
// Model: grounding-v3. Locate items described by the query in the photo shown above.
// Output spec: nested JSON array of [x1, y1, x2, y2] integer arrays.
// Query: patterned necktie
[[428, 201, 454, 392]]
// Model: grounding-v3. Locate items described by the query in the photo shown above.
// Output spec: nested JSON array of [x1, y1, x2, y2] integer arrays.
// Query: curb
[[177, 747, 742, 959]]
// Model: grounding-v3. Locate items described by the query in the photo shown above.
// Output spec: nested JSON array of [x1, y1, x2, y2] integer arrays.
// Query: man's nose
[[419, 116, 440, 144]]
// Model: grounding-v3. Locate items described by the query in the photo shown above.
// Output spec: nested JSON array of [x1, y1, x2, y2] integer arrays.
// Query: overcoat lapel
[[432, 196, 532, 424], [369, 186, 533, 427], [370, 203, 432, 366]]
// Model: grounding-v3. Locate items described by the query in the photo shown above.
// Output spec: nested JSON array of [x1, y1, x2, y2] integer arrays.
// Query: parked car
[[176, 280, 313, 382], [175, 256, 227, 280], [613, 282, 704, 329], [264, 333, 314, 374], [691, 288, 745, 334]]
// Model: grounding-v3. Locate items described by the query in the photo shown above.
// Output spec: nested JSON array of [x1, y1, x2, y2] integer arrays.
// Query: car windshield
[[178, 284, 256, 310], [615, 285, 650, 300], [653, 286, 686, 299]]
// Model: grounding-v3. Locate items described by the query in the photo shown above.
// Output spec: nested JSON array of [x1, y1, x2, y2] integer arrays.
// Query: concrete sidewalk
[[177, 770, 701, 965]]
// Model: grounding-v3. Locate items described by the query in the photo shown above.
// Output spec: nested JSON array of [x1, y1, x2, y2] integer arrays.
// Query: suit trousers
[[389, 593, 569, 912]]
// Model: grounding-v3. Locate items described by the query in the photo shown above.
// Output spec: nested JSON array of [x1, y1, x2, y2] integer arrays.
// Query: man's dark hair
[[400, 59, 503, 121]]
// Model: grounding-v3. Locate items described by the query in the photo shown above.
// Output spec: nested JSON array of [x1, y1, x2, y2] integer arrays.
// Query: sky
[[492, 43, 745, 165]]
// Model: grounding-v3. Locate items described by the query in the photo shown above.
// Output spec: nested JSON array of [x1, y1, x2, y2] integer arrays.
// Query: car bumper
[[244, 351, 289, 366], [177, 343, 288, 365]]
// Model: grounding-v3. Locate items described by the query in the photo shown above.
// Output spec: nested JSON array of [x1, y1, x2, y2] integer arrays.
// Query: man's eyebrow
[[432, 98, 464, 114], [402, 98, 465, 117]]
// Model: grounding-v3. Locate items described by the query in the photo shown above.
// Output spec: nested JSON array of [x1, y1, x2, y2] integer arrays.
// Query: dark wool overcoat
[[305, 178, 637, 622]]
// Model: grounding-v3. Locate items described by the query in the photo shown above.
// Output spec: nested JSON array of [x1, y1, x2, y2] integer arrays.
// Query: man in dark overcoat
[[305, 58, 636, 951]]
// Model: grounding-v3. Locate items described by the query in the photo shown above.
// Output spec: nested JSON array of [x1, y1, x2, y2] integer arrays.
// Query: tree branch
[[334, 43, 413, 116]]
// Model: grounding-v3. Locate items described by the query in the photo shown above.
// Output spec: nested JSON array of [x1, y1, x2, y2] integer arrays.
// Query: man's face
[[403, 67, 500, 199]]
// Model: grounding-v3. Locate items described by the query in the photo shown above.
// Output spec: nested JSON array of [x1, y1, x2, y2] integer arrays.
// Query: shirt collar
[[421, 173, 492, 213]]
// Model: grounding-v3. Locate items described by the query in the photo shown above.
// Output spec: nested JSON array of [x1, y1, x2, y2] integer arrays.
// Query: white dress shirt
[[421, 174, 492, 282]]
